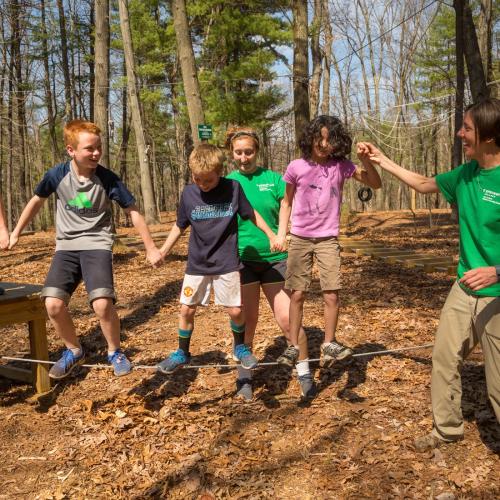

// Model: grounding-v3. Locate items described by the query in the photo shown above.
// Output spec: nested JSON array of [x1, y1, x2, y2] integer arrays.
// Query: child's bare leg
[[323, 290, 339, 344], [45, 297, 80, 349], [263, 284, 309, 360], [240, 283, 260, 346], [180, 303, 197, 331], [92, 297, 120, 352], [179, 304, 197, 353], [289, 289, 305, 347]]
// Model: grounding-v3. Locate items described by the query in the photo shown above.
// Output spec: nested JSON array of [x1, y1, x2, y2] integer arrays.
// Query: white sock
[[296, 360, 310, 377], [70, 346, 82, 357], [108, 349, 119, 356], [237, 366, 252, 381]]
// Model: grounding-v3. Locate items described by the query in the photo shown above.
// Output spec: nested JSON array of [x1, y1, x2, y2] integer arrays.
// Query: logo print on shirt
[[65, 193, 98, 214], [191, 202, 233, 220], [183, 286, 194, 297]]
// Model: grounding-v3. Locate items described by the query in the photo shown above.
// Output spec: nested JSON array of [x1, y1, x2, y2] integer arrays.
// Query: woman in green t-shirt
[[358, 97, 500, 452], [225, 127, 315, 401]]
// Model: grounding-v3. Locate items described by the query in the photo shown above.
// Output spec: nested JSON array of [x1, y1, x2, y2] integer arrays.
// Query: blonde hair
[[64, 120, 101, 148], [189, 143, 225, 174], [225, 126, 260, 152]]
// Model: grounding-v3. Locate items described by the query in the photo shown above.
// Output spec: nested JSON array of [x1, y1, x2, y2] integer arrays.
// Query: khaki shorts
[[285, 235, 341, 291], [180, 271, 241, 307]]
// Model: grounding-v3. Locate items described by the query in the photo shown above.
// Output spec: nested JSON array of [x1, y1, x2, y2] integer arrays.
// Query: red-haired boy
[[10, 120, 163, 379]]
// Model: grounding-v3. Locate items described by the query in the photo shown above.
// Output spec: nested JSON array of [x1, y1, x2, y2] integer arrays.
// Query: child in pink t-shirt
[[277, 115, 381, 371]]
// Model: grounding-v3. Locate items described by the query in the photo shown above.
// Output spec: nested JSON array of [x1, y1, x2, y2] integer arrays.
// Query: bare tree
[[309, 0, 323, 118], [118, 0, 158, 223], [462, 0, 489, 101], [172, 0, 205, 147], [453, 0, 465, 168], [94, 0, 110, 167], [56, 0, 73, 120], [292, 0, 309, 153]]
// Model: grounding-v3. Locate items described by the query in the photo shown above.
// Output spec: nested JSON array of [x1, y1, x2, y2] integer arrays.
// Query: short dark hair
[[465, 97, 500, 147], [298, 115, 352, 161]]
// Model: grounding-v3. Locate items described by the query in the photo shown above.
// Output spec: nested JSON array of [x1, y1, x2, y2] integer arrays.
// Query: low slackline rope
[[0, 343, 434, 372]]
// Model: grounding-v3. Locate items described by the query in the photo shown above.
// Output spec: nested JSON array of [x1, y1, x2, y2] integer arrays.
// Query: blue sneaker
[[234, 344, 258, 369], [49, 348, 85, 379], [108, 349, 132, 377], [157, 349, 190, 374]]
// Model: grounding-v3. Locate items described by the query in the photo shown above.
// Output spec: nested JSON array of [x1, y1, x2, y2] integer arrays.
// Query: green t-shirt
[[435, 160, 500, 296], [227, 167, 288, 263]]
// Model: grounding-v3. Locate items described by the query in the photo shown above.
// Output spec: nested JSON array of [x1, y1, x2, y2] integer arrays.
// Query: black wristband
[[496, 265, 500, 282]]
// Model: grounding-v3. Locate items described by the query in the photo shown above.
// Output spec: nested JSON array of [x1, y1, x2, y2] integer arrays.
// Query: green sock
[[178, 328, 192, 354], [230, 320, 245, 346]]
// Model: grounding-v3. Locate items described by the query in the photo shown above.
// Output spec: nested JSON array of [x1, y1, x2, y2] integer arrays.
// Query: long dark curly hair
[[298, 115, 352, 161]]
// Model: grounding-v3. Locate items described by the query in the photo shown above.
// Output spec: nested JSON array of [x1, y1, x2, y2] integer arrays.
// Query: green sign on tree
[[198, 124, 213, 140]]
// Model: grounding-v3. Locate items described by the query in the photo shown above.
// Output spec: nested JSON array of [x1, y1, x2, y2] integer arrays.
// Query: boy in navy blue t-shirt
[[157, 144, 279, 374], [9, 120, 163, 379]]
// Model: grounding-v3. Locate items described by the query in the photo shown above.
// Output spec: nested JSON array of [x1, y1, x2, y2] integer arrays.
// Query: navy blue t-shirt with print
[[177, 177, 254, 275], [35, 161, 135, 251]]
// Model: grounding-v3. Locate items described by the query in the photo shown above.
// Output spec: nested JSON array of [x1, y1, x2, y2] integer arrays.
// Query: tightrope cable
[[1, 343, 434, 372]]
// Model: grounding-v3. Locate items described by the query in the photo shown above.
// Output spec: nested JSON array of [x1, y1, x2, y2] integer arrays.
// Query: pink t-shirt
[[283, 158, 356, 238]]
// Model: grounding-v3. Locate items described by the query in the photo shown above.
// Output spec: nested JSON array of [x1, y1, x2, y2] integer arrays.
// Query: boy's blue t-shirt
[[35, 161, 135, 251], [177, 177, 254, 275]]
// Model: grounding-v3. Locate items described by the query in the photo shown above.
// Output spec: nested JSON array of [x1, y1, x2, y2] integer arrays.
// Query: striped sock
[[178, 328, 193, 354], [230, 320, 245, 346]]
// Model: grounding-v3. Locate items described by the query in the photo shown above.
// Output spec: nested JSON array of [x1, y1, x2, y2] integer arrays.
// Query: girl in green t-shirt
[[225, 127, 316, 401]]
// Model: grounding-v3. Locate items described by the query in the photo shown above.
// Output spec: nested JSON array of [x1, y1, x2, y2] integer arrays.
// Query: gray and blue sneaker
[[298, 373, 317, 399], [157, 349, 191, 374], [108, 349, 132, 377], [49, 348, 86, 379], [233, 344, 258, 369], [236, 378, 253, 401]]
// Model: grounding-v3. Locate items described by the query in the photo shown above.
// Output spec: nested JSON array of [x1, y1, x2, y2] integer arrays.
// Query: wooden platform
[[339, 238, 456, 275], [0, 282, 50, 393]]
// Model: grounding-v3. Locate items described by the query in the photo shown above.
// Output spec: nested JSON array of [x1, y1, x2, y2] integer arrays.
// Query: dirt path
[[1, 210, 498, 499]]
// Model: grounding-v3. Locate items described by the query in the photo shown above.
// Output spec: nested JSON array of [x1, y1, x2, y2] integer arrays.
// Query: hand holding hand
[[272, 235, 287, 253], [459, 267, 498, 291], [146, 246, 164, 268], [8, 232, 18, 250], [357, 142, 384, 165]]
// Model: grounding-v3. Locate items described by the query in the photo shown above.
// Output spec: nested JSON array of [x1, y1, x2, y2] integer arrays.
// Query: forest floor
[[0, 209, 499, 499]]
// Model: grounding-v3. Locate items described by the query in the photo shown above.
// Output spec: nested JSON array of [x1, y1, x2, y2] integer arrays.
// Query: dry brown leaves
[[0, 210, 498, 499]]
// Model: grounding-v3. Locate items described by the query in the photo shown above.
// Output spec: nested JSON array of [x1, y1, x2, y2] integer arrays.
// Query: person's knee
[[92, 297, 115, 318], [323, 291, 339, 306], [290, 290, 306, 304], [226, 306, 244, 322], [180, 304, 196, 321], [45, 297, 67, 318]]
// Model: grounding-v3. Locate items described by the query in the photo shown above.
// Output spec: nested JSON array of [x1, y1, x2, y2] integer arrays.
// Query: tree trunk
[[320, 0, 332, 115], [9, 0, 27, 214], [172, 0, 205, 147], [56, 0, 73, 120], [478, 0, 494, 94], [41, 0, 60, 163], [118, 0, 158, 223], [463, 0, 489, 101], [309, 0, 323, 118], [292, 0, 309, 155], [94, 0, 110, 167], [453, 0, 464, 168]]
